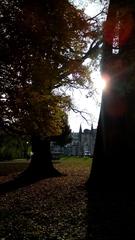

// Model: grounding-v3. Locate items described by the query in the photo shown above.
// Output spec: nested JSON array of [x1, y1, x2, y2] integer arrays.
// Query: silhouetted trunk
[[87, 1, 135, 239], [0, 136, 61, 193], [88, 93, 130, 190], [25, 135, 61, 180], [88, 0, 135, 191]]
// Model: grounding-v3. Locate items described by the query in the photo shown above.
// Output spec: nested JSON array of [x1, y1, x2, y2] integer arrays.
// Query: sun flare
[[99, 77, 106, 91], [100, 78, 106, 91], [93, 73, 107, 92]]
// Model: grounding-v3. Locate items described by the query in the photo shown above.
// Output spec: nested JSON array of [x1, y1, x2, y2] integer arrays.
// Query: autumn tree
[[52, 115, 72, 147], [0, 0, 97, 183], [0, 131, 29, 160], [87, 0, 135, 238]]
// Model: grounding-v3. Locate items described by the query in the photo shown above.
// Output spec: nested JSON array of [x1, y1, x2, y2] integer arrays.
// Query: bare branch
[[87, 7, 106, 21], [82, 39, 103, 61], [70, 106, 91, 124]]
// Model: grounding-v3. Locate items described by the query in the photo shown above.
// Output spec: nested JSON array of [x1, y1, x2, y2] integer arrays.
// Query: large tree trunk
[[0, 136, 61, 193], [26, 135, 61, 179], [88, 0, 135, 191], [87, 1, 135, 239]]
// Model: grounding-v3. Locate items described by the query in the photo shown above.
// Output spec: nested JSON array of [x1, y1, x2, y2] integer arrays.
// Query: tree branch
[[82, 39, 103, 61], [70, 106, 92, 124], [87, 7, 106, 22]]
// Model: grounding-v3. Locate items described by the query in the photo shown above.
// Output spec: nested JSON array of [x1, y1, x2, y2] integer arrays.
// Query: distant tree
[[0, 0, 97, 182], [0, 131, 25, 161], [52, 116, 72, 147]]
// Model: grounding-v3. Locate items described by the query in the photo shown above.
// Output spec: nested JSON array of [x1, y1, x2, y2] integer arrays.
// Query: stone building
[[51, 124, 97, 157]]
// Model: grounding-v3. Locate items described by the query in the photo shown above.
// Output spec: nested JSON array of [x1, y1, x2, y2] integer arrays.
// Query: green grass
[[57, 156, 92, 169], [0, 156, 92, 176], [0, 161, 29, 176]]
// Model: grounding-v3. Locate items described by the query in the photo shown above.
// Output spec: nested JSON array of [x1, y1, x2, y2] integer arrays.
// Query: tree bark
[[87, 0, 135, 192], [24, 135, 62, 180], [87, 1, 135, 239], [0, 136, 61, 193]]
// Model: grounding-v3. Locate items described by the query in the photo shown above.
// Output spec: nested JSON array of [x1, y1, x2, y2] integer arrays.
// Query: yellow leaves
[[0, 0, 93, 137], [19, 89, 71, 137]]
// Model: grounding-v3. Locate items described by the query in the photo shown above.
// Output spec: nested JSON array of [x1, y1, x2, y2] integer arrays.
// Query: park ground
[[0, 157, 92, 240]]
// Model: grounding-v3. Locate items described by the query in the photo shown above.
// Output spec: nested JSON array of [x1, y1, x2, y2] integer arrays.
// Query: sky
[[68, 71, 103, 132], [68, 1, 105, 132]]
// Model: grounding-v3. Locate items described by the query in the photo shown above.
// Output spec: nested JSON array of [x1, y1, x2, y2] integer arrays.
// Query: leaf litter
[[0, 159, 90, 240]]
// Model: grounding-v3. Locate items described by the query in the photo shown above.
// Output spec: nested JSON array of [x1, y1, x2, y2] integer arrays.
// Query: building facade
[[51, 124, 97, 158]]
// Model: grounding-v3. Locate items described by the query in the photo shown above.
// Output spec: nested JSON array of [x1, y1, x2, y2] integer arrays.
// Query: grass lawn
[[0, 160, 29, 176], [0, 157, 92, 240]]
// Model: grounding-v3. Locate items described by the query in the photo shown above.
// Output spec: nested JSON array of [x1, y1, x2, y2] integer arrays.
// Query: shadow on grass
[[0, 167, 64, 195]]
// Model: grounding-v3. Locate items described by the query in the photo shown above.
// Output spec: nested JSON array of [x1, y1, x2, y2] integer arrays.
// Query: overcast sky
[[68, 1, 104, 132], [68, 72, 102, 132]]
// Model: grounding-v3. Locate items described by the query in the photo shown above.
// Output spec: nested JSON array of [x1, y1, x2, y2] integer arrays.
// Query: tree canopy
[[0, 0, 96, 138]]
